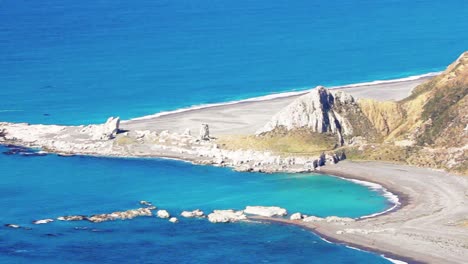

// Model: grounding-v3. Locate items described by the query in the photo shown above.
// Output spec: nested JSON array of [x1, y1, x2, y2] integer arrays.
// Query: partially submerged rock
[[180, 209, 205, 218], [169, 217, 179, 223], [207, 210, 247, 223], [57, 215, 87, 221], [244, 206, 288, 217], [157, 210, 170, 219], [139, 200, 153, 207], [33, 219, 54, 225], [87, 207, 154, 223], [4, 224, 20, 229]]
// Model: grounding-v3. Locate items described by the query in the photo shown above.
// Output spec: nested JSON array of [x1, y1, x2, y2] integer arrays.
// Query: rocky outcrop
[[256, 86, 375, 145], [254, 86, 383, 147], [199, 124, 210, 140], [87, 207, 154, 223], [181, 209, 205, 218], [207, 210, 247, 223], [244, 206, 287, 217], [79, 116, 120, 140]]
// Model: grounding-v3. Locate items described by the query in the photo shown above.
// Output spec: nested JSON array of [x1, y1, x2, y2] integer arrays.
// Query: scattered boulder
[[244, 206, 287, 217], [157, 210, 170, 219], [87, 207, 153, 223], [207, 210, 247, 223], [57, 215, 86, 221], [33, 219, 54, 225], [180, 209, 205, 218], [290, 213, 303, 220], [303, 216, 324, 222], [325, 216, 355, 223], [183, 128, 191, 136], [139, 200, 153, 207], [4, 224, 20, 229], [169, 217, 179, 223]]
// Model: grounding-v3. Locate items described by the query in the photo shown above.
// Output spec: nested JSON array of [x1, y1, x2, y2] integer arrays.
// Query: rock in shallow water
[[180, 209, 205, 218], [290, 212, 303, 220], [33, 219, 54, 225], [207, 210, 247, 223], [57, 215, 87, 221], [169, 217, 179, 223], [157, 210, 170, 219], [244, 206, 288, 217]]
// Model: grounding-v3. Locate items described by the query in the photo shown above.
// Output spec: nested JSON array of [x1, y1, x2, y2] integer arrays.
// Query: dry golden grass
[[217, 130, 337, 156], [115, 135, 136, 145]]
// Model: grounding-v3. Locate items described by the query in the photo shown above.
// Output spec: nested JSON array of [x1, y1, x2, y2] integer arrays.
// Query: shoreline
[[1, 70, 467, 263], [124, 71, 439, 123], [248, 160, 468, 264]]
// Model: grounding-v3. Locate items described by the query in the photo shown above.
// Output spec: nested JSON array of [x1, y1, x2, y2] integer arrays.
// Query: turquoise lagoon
[[0, 147, 394, 263]]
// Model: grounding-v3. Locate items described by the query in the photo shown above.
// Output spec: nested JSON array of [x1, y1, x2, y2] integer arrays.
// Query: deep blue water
[[0, 0, 467, 124], [0, 147, 393, 263]]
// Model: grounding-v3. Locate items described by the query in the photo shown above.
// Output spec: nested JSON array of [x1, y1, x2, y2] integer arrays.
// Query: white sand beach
[[252, 161, 468, 264], [122, 77, 430, 135]]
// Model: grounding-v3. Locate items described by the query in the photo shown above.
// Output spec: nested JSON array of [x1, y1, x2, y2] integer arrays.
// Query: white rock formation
[[100, 117, 120, 140], [183, 128, 191, 136], [33, 219, 54, 224], [303, 216, 324, 222], [256, 86, 358, 145], [169, 217, 179, 223], [207, 210, 247, 223], [199, 124, 210, 140], [290, 212, 303, 220], [157, 210, 170, 219], [325, 216, 355, 223], [180, 209, 205, 218], [244, 206, 288, 217]]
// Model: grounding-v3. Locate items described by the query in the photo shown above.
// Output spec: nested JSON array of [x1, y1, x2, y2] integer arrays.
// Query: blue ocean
[[0, 147, 394, 263], [1, 0, 467, 263]]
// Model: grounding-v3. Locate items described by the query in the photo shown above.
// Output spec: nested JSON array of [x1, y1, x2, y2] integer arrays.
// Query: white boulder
[[207, 210, 247, 223], [33, 218, 54, 224], [169, 217, 179, 223], [303, 216, 324, 222], [290, 212, 303, 220], [157, 210, 170, 219], [244, 206, 287, 217], [180, 209, 205, 218]]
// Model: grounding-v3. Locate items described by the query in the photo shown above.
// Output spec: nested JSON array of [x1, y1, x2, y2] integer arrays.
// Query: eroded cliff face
[[256, 86, 378, 145], [257, 52, 468, 174]]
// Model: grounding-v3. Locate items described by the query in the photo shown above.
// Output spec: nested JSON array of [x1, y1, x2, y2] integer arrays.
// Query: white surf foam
[[335, 177, 400, 219], [330, 71, 441, 89], [123, 71, 440, 123], [0, 109, 23, 113]]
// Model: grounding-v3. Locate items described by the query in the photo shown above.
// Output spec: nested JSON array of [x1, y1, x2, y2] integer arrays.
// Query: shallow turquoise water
[[0, 146, 392, 263]]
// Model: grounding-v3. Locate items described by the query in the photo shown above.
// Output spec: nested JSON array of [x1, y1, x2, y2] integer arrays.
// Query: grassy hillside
[[218, 52, 468, 174]]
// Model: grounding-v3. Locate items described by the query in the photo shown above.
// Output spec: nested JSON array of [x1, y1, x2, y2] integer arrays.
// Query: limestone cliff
[[258, 51, 468, 174], [256, 86, 378, 145]]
